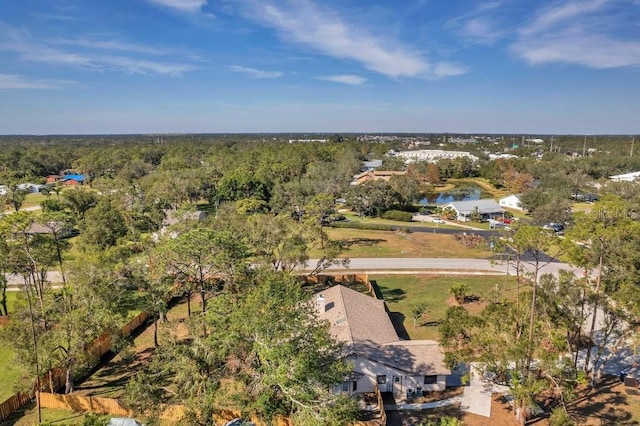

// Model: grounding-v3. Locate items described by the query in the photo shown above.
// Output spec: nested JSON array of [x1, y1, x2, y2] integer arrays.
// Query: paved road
[[307, 257, 578, 277], [5, 271, 64, 287]]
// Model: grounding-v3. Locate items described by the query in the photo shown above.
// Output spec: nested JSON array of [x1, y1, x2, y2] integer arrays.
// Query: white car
[[431, 218, 446, 224]]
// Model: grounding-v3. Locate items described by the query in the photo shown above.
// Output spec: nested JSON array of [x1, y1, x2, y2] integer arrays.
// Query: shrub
[[381, 210, 414, 222], [453, 232, 486, 248]]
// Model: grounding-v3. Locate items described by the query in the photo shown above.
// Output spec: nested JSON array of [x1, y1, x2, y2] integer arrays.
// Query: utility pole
[[550, 136, 554, 153], [583, 136, 587, 156], [631, 137, 635, 157]]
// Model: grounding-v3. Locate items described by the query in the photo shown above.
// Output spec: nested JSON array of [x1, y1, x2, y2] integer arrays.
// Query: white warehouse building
[[393, 149, 478, 164]]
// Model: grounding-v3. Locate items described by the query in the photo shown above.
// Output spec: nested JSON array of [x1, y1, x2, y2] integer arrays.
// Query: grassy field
[[0, 345, 25, 402], [371, 274, 518, 341], [320, 227, 492, 258]]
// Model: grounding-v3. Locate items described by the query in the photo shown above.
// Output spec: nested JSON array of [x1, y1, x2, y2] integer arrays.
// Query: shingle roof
[[316, 285, 398, 346], [315, 285, 450, 375], [354, 340, 450, 375], [443, 199, 504, 215]]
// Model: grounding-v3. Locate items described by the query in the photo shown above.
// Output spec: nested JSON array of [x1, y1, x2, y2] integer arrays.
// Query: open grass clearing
[[320, 228, 492, 259], [0, 346, 26, 402], [371, 274, 518, 341], [340, 211, 460, 230]]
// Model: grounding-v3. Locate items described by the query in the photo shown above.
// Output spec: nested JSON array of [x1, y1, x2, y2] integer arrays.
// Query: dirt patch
[[386, 394, 522, 426], [564, 376, 640, 425]]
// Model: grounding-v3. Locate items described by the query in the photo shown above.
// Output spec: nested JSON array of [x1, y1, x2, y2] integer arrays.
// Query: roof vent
[[316, 294, 326, 314]]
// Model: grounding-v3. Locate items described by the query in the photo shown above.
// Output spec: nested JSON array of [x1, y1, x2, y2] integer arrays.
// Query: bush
[[381, 210, 414, 222]]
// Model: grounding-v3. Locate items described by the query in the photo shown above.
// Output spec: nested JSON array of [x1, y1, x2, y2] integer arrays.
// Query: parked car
[[431, 217, 445, 224], [542, 223, 565, 234]]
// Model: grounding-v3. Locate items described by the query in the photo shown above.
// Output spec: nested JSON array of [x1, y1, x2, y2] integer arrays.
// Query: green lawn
[[319, 228, 492, 259], [3, 291, 18, 314], [0, 346, 26, 402], [371, 274, 518, 341], [341, 211, 460, 230]]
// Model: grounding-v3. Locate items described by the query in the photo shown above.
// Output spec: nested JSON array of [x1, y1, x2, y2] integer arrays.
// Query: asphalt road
[[307, 257, 578, 277]]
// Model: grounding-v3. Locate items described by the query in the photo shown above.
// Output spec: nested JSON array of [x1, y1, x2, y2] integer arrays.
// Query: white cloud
[[0, 73, 71, 90], [461, 18, 504, 44], [230, 65, 283, 78], [146, 0, 207, 13], [513, 32, 640, 68], [432, 62, 468, 78], [0, 26, 199, 77], [519, 0, 608, 37], [512, 0, 640, 69], [318, 75, 368, 85], [233, 0, 461, 79]]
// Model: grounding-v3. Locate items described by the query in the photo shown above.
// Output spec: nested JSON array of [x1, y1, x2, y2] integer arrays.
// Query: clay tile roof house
[[315, 285, 450, 399]]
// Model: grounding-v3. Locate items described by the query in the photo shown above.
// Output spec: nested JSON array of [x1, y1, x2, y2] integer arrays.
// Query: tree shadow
[[377, 286, 406, 303]]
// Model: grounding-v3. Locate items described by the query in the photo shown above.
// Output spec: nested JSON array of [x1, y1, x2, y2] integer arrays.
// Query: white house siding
[[346, 355, 446, 397], [499, 195, 523, 211]]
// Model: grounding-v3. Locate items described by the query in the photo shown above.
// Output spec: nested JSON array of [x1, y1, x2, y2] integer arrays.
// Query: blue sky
[[0, 0, 639, 134]]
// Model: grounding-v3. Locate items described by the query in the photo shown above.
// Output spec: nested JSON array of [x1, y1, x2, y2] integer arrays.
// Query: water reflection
[[419, 186, 483, 205]]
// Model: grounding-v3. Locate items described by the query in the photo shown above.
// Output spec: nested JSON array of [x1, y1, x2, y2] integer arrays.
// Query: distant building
[[17, 183, 45, 193], [0, 185, 8, 196], [393, 150, 478, 164], [288, 139, 328, 143], [488, 153, 519, 160], [362, 159, 383, 170], [610, 171, 640, 182], [499, 194, 524, 211], [442, 199, 505, 222], [525, 138, 545, 144], [61, 174, 86, 187], [351, 170, 407, 186]]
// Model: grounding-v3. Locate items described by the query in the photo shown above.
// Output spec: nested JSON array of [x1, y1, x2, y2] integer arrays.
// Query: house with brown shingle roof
[[315, 285, 450, 399], [350, 170, 407, 186]]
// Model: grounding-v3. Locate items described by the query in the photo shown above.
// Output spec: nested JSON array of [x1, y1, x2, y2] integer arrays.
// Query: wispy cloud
[[232, 0, 464, 79], [146, 0, 208, 13], [230, 65, 283, 78], [318, 75, 368, 85], [518, 0, 608, 37], [446, 1, 505, 45], [0, 73, 73, 90], [0, 25, 199, 77], [512, 0, 640, 69]]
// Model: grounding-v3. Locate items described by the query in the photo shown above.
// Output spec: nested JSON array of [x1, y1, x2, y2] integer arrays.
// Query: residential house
[[442, 199, 505, 222], [351, 170, 407, 186], [610, 171, 640, 182], [361, 159, 383, 170], [61, 174, 86, 187], [17, 183, 45, 193], [46, 175, 63, 184], [498, 194, 524, 211], [315, 285, 450, 400], [151, 209, 208, 241]]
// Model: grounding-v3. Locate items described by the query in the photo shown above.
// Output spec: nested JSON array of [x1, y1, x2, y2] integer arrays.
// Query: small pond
[[419, 185, 489, 205]]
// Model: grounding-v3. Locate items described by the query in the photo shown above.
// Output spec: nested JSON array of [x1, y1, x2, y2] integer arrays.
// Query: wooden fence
[[0, 311, 152, 421], [0, 392, 32, 420], [39, 392, 293, 425]]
